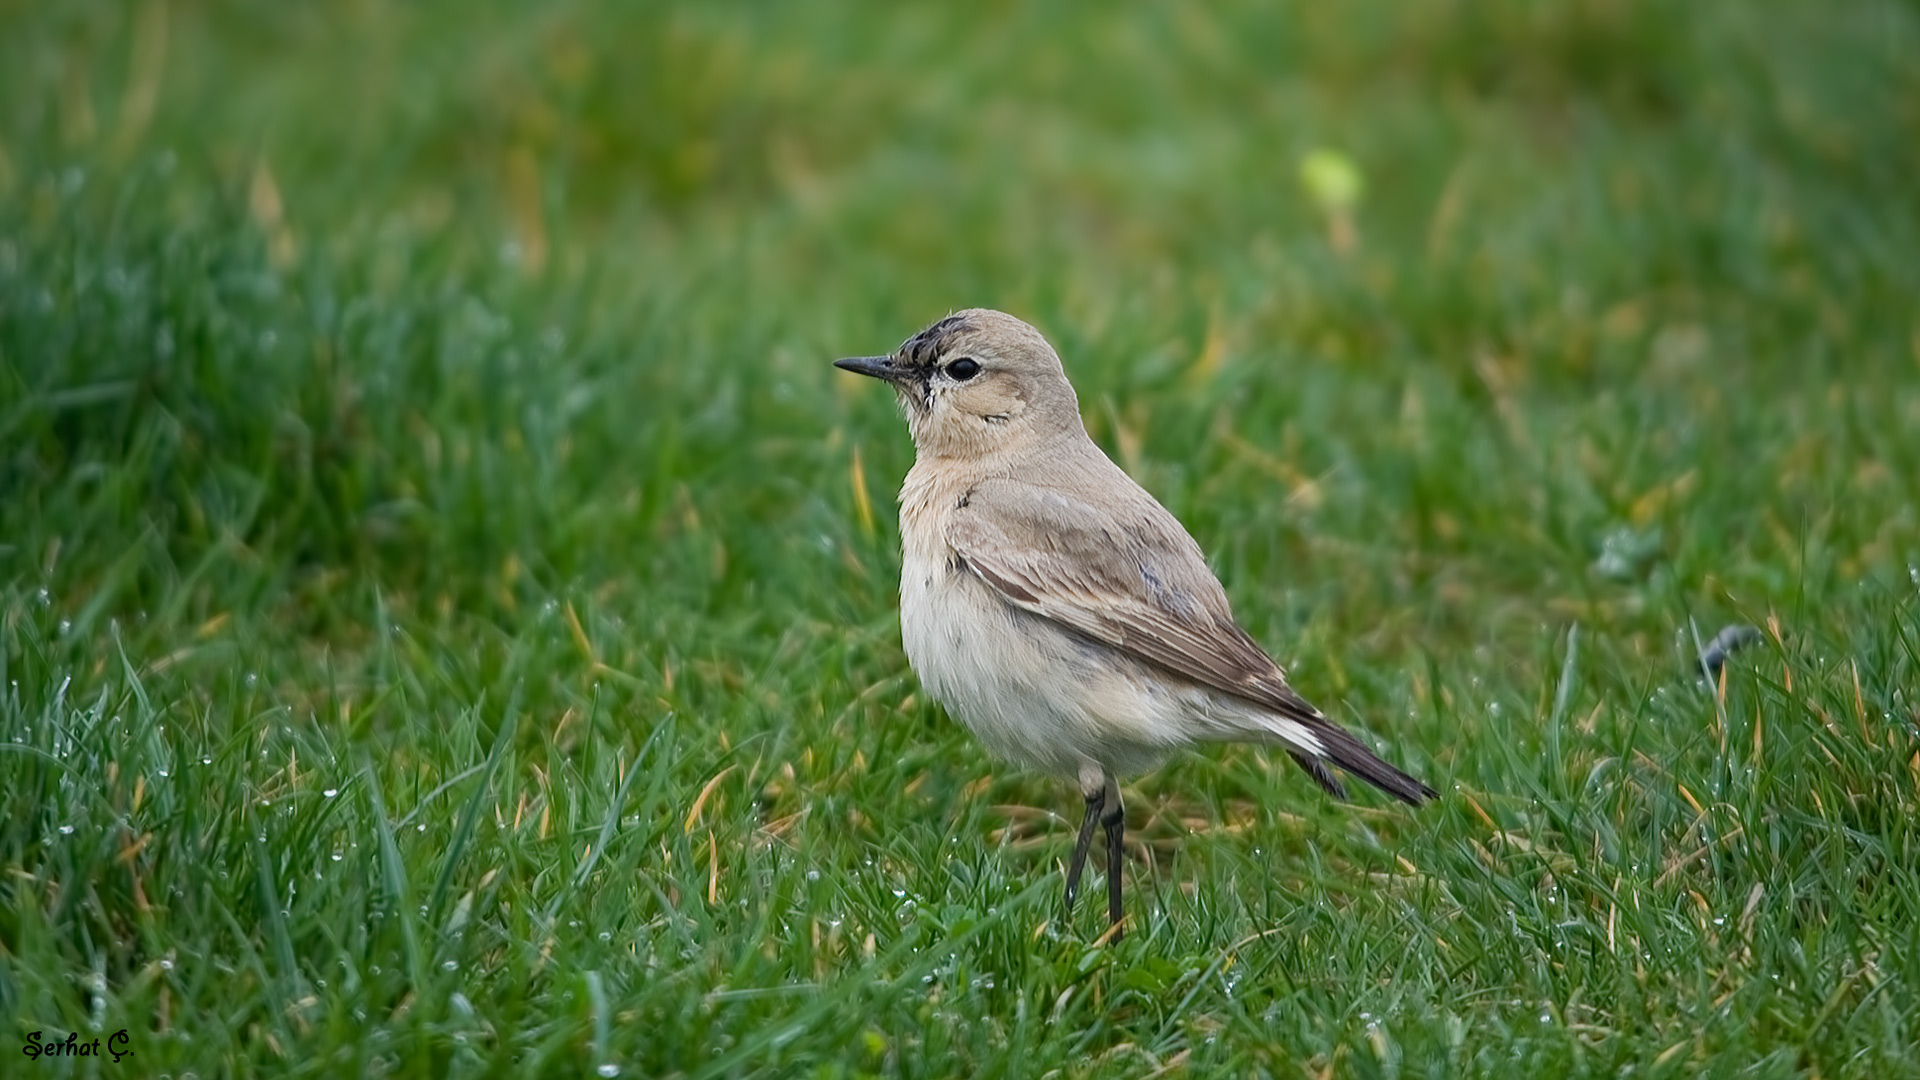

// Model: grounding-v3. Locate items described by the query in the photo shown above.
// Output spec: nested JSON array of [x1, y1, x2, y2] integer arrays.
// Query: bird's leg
[[1101, 775, 1126, 938], [1064, 783, 1103, 916]]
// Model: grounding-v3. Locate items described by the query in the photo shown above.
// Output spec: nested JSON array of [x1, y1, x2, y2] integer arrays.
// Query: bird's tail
[[1289, 721, 1436, 806]]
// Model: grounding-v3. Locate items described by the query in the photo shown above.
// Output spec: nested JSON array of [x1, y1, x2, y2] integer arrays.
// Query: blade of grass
[[425, 686, 520, 931]]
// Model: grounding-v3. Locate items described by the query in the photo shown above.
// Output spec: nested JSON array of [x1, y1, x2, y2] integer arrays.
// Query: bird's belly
[[900, 554, 1180, 778]]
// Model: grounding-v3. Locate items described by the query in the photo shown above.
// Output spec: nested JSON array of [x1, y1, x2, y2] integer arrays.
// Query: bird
[[835, 309, 1435, 940]]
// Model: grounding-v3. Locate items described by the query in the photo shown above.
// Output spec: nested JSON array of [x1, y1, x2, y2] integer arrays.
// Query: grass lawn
[[4, 1, 1919, 1075]]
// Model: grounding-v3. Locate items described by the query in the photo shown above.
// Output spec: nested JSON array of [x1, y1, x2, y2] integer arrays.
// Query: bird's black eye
[[945, 357, 982, 381]]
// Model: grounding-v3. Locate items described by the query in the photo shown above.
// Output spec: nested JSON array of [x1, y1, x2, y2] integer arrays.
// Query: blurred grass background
[[3, 1, 1919, 1076]]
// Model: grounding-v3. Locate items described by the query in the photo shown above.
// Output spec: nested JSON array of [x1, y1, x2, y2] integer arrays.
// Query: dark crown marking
[[896, 314, 973, 369]]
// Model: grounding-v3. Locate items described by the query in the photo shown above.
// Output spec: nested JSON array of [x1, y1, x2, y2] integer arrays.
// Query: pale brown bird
[[836, 309, 1434, 939]]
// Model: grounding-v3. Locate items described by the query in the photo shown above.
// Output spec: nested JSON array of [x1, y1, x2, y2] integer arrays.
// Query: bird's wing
[[947, 475, 1435, 805], [947, 477, 1321, 721]]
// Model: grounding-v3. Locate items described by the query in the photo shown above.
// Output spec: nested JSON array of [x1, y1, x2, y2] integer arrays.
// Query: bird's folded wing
[[946, 479, 1324, 724], [949, 477, 1438, 806]]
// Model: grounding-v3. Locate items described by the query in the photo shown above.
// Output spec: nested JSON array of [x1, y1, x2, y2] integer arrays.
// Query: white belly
[[899, 550, 1183, 779]]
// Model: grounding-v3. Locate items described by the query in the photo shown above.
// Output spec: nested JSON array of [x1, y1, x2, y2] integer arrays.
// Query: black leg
[[1064, 788, 1102, 915], [1102, 787, 1126, 938]]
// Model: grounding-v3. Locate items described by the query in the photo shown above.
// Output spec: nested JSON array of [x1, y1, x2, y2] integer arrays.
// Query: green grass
[[4, 1, 1919, 1075]]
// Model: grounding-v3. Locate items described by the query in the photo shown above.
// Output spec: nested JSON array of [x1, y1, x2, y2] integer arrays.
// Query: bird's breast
[[896, 536, 1182, 779]]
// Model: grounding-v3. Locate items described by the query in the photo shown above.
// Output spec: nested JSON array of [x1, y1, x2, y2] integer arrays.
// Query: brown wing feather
[[948, 478, 1434, 805], [948, 481, 1312, 717]]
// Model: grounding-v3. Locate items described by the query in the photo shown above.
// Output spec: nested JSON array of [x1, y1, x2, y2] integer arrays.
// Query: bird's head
[[834, 309, 1083, 460]]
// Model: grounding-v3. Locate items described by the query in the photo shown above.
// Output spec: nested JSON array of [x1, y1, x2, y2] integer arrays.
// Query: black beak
[[833, 355, 902, 382]]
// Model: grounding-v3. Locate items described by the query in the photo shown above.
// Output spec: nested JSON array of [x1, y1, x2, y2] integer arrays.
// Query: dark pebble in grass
[[1696, 624, 1762, 683]]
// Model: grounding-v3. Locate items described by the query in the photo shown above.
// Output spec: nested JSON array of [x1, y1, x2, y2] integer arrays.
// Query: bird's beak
[[833, 355, 903, 383]]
